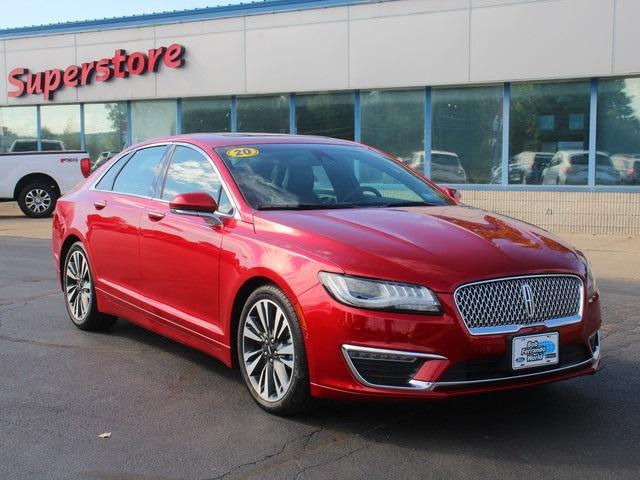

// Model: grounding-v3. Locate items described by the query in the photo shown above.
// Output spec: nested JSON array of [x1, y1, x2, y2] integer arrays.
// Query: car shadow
[[102, 317, 638, 471]]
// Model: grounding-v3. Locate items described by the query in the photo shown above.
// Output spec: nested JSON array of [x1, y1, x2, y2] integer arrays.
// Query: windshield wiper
[[257, 203, 360, 210], [367, 201, 437, 208]]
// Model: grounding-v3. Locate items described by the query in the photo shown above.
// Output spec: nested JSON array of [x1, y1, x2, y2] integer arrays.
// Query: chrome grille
[[454, 275, 583, 335]]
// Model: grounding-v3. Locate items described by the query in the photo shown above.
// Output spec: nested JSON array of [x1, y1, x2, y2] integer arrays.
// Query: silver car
[[542, 151, 619, 185]]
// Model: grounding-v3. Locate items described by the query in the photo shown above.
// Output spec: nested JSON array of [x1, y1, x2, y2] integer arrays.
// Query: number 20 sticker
[[227, 147, 260, 158]]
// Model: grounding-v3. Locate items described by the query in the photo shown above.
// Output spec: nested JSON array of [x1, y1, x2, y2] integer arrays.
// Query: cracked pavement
[[1, 232, 639, 479]]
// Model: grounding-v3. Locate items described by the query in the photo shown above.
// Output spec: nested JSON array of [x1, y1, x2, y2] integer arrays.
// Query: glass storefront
[[40, 104, 81, 151], [237, 95, 289, 133], [181, 97, 230, 134], [131, 100, 177, 144], [296, 92, 354, 140], [597, 78, 640, 185], [0, 77, 637, 190], [361, 89, 425, 166], [84, 102, 128, 164], [509, 81, 590, 185], [432, 86, 503, 184], [0, 106, 37, 152]]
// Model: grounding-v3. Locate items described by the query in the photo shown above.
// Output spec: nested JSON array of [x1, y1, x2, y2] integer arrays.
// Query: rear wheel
[[237, 285, 311, 415], [17, 183, 58, 218], [63, 243, 116, 331]]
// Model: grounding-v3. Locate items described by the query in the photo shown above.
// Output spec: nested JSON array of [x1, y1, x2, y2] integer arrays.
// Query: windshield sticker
[[227, 147, 260, 158]]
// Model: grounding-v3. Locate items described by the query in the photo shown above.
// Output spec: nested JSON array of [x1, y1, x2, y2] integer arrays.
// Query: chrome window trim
[[88, 140, 241, 220], [453, 274, 585, 336], [341, 344, 446, 391]]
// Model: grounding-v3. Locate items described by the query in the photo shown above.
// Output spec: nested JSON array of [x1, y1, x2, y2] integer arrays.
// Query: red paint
[[8, 44, 185, 100], [51, 134, 601, 401]]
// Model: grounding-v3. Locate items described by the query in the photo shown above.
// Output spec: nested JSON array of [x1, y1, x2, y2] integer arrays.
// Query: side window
[[161, 146, 223, 201], [112, 146, 167, 196], [95, 152, 133, 191], [217, 189, 234, 215]]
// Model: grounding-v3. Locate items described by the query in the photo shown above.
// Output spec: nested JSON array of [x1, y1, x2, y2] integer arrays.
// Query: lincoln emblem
[[521, 283, 535, 319]]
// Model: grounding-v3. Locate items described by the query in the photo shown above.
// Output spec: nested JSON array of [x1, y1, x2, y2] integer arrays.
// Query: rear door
[[139, 144, 234, 342], [87, 145, 169, 305]]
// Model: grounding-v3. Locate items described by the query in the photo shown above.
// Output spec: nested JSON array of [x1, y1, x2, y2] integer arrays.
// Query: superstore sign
[[8, 43, 185, 101]]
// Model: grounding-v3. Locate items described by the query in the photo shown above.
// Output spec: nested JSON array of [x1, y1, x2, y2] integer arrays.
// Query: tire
[[17, 183, 58, 218], [63, 242, 116, 331], [237, 284, 312, 415]]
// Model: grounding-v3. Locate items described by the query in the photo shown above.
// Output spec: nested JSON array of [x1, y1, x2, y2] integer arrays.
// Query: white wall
[[1, 0, 638, 105]]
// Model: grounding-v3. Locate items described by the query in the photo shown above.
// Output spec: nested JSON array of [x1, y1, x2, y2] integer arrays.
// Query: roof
[[0, 0, 374, 40], [133, 132, 359, 149]]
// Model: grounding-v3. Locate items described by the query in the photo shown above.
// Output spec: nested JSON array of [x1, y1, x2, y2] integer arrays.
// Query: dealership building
[[0, 0, 639, 234]]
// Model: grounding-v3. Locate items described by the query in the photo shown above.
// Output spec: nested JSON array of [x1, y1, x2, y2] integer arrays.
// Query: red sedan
[[52, 134, 601, 414]]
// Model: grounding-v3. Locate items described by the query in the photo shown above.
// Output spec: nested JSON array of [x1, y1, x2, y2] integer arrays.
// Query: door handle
[[93, 200, 107, 210], [147, 211, 165, 221]]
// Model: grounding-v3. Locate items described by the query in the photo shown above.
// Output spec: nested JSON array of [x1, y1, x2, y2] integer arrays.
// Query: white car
[[0, 150, 90, 217], [542, 150, 619, 185], [407, 150, 467, 183]]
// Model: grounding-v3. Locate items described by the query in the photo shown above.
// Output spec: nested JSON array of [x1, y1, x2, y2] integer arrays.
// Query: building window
[[597, 77, 640, 185], [431, 86, 503, 184], [181, 97, 230, 134], [509, 81, 590, 185], [237, 95, 289, 133], [84, 103, 128, 164], [0, 106, 37, 152], [361, 89, 425, 170], [131, 100, 177, 144], [40, 104, 81, 151], [296, 92, 354, 140]]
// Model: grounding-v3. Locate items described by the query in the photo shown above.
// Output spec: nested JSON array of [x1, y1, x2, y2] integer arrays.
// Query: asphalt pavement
[[1, 208, 639, 479]]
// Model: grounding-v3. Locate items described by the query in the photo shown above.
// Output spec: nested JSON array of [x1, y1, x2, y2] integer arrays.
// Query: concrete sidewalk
[[1, 201, 637, 280]]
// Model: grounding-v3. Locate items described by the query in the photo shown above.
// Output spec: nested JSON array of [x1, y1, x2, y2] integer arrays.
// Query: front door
[[139, 145, 229, 343]]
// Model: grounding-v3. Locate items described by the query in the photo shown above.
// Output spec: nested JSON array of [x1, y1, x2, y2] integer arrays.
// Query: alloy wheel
[[65, 250, 92, 323], [242, 299, 295, 402], [24, 188, 52, 214]]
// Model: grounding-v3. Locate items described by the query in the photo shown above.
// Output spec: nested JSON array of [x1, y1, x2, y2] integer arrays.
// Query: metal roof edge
[[0, 0, 375, 40]]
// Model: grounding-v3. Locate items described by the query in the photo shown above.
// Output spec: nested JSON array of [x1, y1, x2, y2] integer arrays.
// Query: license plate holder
[[512, 332, 559, 370]]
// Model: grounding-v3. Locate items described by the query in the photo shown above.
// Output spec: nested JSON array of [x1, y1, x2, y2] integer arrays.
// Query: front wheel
[[63, 242, 116, 331], [18, 183, 58, 218], [237, 285, 311, 415]]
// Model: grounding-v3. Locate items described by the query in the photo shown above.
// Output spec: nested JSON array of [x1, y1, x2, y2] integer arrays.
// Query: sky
[[0, 0, 249, 29]]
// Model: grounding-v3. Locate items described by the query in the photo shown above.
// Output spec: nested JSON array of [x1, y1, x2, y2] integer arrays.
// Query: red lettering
[[26, 72, 43, 94], [95, 58, 113, 82], [80, 62, 96, 85], [63, 65, 80, 87], [7, 68, 27, 97], [112, 49, 128, 78], [126, 52, 147, 75], [163, 44, 185, 68], [147, 47, 165, 73], [43, 69, 62, 100], [8, 45, 184, 100]]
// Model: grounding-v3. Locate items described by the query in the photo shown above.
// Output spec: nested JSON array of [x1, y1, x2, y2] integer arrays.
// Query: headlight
[[576, 250, 597, 298], [318, 272, 442, 313]]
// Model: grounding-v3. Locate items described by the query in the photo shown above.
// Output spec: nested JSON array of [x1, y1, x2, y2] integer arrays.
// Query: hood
[[253, 205, 585, 293]]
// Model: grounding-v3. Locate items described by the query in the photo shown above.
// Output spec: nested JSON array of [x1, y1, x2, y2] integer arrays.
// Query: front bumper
[[297, 284, 602, 400]]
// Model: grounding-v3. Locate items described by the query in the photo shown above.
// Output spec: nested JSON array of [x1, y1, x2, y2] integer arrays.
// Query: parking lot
[[1, 201, 639, 480]]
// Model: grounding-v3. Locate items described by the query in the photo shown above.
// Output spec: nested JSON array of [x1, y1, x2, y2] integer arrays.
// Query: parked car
[[9, 139, 66, 152], [0, 149, 91, 217], [509, 151, 553, 184], [542, 150, 619, 185], [52, 134, 601, 414], [408, 150, 467, 183], [611, 153, 640, 184]]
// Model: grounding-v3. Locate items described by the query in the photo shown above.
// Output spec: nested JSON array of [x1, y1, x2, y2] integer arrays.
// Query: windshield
[[216, 144, 453, 210]]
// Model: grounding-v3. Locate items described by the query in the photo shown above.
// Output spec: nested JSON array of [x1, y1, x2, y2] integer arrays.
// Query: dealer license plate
[[512, 332, 559, 370]]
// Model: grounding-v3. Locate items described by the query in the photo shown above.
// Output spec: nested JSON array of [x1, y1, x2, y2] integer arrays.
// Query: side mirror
[[169, 192, 218, 214], [445, 187, 462, 203]]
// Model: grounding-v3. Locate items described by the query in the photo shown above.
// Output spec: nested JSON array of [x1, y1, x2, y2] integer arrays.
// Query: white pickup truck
[[0, 150, 91, 218]]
